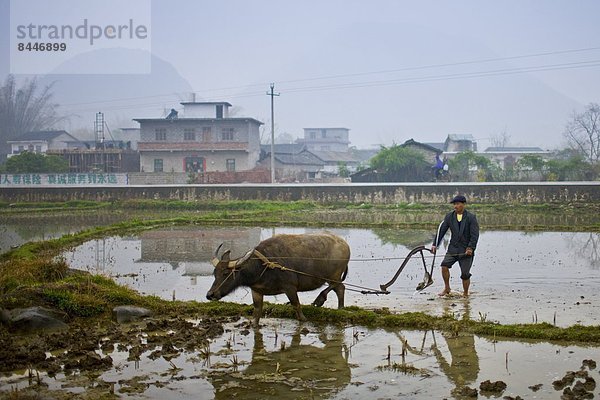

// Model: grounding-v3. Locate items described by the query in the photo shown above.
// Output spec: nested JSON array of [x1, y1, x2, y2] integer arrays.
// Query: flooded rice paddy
[[2, 224, 600, 399], [63, 226, 600, 327]]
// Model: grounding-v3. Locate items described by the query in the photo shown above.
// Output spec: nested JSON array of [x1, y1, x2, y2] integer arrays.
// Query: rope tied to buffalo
[[252, 249, 390, 295]]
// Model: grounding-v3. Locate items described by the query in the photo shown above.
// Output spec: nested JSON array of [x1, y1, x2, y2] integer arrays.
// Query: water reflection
[[371, 228, 433, 248], [393, 301, 480, 398], [434, 301, 479, 395], [64, 227, 600, 326], [0, 213, 126, 254], [139, 227, 261, 275], [565, 232, 600, 270], [209, 326, 351, 399]]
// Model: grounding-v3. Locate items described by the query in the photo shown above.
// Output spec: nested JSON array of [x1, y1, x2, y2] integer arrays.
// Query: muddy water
[[0, 212, 128, 254], [64, 226, 600, 327], [1, 318, 598, 399]]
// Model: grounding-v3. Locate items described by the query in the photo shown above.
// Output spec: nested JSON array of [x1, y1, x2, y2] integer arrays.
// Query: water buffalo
[[206, 233, 350, 325]]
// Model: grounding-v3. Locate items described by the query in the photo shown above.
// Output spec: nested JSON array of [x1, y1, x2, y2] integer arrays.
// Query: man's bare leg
[[462, 278, 470, 297], [439, 266, 451, 296]]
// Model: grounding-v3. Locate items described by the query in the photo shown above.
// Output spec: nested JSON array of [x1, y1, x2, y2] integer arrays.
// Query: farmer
[[431, 195, 479, 297]]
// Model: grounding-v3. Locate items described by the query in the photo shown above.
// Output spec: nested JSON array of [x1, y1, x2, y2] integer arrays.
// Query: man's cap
[[450, 195, 467, 203]]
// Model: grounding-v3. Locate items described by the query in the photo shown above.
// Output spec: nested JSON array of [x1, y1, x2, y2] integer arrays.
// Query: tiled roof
[[9, 130, 70, 142], [310, 150, 362, 163], [401, 139, 443, 154], [274, 150, 324, 166]]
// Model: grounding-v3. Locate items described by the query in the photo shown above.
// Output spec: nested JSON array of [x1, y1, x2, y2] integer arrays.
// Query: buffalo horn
[[211, 243, 224, 267], [233, 249, 255, 268]]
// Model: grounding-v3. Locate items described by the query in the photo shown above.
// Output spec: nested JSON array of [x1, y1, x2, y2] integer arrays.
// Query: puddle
[[0, 212, 127, 254], [1, 318, 598, 399], [62, 226, 600, 327]]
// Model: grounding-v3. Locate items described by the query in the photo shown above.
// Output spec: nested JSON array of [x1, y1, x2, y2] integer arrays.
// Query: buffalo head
[[206, 243, 254, 301]]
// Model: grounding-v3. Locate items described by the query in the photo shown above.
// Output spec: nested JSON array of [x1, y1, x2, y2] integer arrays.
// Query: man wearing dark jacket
[[431, 195, 479, 297]]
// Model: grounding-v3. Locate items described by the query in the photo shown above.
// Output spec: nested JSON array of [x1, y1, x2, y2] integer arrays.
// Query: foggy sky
[[1, 0, 600, 150]]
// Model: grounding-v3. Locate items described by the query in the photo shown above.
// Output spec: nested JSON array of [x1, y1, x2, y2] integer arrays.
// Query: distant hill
[[38, 49, 193, 136]]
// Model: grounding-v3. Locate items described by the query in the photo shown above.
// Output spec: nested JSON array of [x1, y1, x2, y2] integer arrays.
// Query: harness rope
[[252, 249, 390, 295], [239, 252, 468, 263], [213, 248, 466, 296]]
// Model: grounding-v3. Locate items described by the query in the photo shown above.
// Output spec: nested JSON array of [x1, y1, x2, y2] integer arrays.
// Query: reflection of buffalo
[[209, 327, 351, 399]]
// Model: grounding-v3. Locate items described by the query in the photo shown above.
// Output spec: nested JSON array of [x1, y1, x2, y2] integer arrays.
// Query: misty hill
[[38, 49, 193, 136]]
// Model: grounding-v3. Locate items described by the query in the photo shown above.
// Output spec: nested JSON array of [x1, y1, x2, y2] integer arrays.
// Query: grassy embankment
[[1, 199, 600, 343]]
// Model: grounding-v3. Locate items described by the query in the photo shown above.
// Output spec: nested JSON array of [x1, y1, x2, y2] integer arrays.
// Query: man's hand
[[431, 245, 437, 254], [465, 247, 473, 256]]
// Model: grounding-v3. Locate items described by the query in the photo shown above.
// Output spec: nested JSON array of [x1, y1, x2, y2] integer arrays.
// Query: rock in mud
[[480, 379, 507, 394], [582, 359, 596, 370], [554, 371, 577, 390], [112, 305, 152, 323], [528, 383, 543, 391], [451, 386, 478, 398], [78, 351, 113, 371], [8, 306, 69, 333], [582, 376, 596, 391]]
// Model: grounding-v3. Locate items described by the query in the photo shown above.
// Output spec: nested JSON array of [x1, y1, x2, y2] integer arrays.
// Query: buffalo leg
[[312, 285, 332, 307], [333, 283, 345, 308], [285, 289, 306, 321], [251, 289, 264, 326]]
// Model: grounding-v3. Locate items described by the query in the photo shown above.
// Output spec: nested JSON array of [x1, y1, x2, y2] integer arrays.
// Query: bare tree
[[564, 103, 600, 163], [0, 75, 63, 160], [490, 128, 511, 148]]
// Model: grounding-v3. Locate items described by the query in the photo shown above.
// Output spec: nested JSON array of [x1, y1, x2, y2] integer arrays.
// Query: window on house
[[18, 145, 24, 153], [155, 128, 167, 141], [226, 159, 235, 172], [185, 156, 204, 172], [309, 131, 317, 139], [216, 105, 224, 119], [184, 128, 196, 141], [321, 129, 327, 138], [154, 159, 163, 172], [221, 128, 234, 141], [202, 127, 211, 142], [35, 145, 42, 152]]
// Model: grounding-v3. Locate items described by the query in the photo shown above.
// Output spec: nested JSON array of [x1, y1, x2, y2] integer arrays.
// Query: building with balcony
[[134, 102, 263, 173]]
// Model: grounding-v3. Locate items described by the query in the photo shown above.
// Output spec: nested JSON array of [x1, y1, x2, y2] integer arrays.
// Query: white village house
[[134, 102, 262, 173]]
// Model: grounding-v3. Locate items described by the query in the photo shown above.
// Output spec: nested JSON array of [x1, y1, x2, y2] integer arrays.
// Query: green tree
[[545, 150, 595, 181], [448, 151, 494, 181], [0, 75, 63, 161], [369, 145, 429, 181], [516, 154, 545, 181], [337, 161, 349, 178], [1, 151, 69, 173]]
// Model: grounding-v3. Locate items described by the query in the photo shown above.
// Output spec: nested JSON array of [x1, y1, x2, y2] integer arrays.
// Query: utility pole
[[266, 83, 280, 183]]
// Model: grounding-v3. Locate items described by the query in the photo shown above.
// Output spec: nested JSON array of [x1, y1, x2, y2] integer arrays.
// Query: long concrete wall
[[1, 182, 600, 204]]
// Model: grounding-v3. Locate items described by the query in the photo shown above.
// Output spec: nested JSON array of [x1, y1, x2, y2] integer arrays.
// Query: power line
[[57, 46, 600, 108], [59, 58, 600, 114]]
